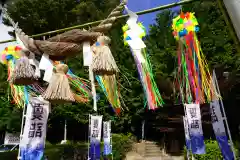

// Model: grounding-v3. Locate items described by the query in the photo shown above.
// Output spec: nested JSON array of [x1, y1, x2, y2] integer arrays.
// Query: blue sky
[[127, 0, 180, 30], [0, 0, 180, 50]]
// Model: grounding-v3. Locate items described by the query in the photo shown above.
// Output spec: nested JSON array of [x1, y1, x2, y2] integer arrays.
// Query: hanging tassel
[[90, 36, 121, 113], [91, 36, 119, 75], [42, 63, 75, 103], [11, 50, 38, 85]]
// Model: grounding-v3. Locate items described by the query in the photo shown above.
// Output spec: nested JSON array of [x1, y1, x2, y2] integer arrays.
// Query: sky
[[127, 0, 180, 30], [0, 16, 15, 52], [0, 0, 180, 51]]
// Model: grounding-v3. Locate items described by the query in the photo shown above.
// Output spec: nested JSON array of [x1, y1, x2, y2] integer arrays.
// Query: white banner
[[4, 132, 20, 145], [90, 115, 102, 142], [103, 121, 112, 155], [210, 100, 226, 135], [20, 96, 50, 159], [210, 100, 234, 159], [185, 104, 203, 135], [185, 103, 205, 154], [103, 121, 111, 143]]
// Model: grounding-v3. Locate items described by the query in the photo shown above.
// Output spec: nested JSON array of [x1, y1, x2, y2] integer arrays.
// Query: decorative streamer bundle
[[66, 68, 92, 103], [122, 22, 164, 110], [91, 36, 122, 114], [1, 46, 22, 82], [10, 84, 44, 108], [0, 46, 33, 107], [95, 75, 121, 113], [172, 12, 218, 104]]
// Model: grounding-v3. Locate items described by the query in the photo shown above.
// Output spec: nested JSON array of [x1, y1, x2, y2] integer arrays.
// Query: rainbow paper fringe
[[123, 23, 164, 110], [172, 12, 218, 104], [95, 75, 121, 114], [66, 68, 92, 103]]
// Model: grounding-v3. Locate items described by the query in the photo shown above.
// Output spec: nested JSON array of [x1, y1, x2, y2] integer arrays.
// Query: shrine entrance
[[143, 105, 182, 155]]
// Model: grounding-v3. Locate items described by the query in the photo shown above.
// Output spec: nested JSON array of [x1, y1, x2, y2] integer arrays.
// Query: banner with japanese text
[[185, 103, 205, 154], [103, 121, 111, 156], [210, 100, 234, 160], [89, 115, 103, 160], [183, 116, 191, 151], [20, 97, 50, 160]]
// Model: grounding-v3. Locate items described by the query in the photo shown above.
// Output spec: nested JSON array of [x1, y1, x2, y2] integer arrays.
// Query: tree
[[2, 0, 240, 143], [0, 64, 22, 133]]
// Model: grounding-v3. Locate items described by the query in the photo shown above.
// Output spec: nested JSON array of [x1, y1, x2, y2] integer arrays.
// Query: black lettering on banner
[[190, 120, 200, 129], [31, 103, 43, 120], [189, 108, 197, 118], [211, 105, 218, 123], [92, 129, 99, 138], [28, 122, 36, 138], [93, 119, 98, 128], [91, 119, 99, 138], [35, 123, 43, 138], [103, 123, 108, 138], [28, 122, 44, 138]]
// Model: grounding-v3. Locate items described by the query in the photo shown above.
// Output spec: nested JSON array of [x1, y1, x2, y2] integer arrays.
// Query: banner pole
[[110, 121, 113, 160], [183, 104, 195, 157], [183, 116, 190, 160], [17, 103, 27, 160], [141, 120, 145, 141], [183, 105, 190, 159], [213, 70, 236, 159], [88, 114, 91, 160], [64, 119, 67, 141], [17, 86, 29, 160], [94, 143, 96, 160]]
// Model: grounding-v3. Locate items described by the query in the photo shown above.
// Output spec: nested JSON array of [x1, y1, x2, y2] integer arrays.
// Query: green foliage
[[111, 133, 135, 159], [0, 64, 22, 132], [0, 134, 135, 160], [183, 139, 239, 160], [4, 0, 119, 35], [0, 150, 18, 159]]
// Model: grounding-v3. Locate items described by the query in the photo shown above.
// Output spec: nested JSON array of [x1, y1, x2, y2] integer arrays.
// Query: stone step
[[145, 148, 162, 153], [145, 155, 164, 158], [145, 152, 162, 156], [146, 147, 161, 150], [145, 141, 158, 144], [145, 145, 162, 151], [145, 157, 173, 160], [145, 157, 183, 160], [145, 157, 163, 160], [145, 144, 160, 147]]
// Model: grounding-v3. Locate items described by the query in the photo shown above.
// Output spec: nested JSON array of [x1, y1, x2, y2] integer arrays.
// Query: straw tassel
[[91, 36, 119, 75], [42, 63, 74, 103], [11, 52, 38, 85]]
